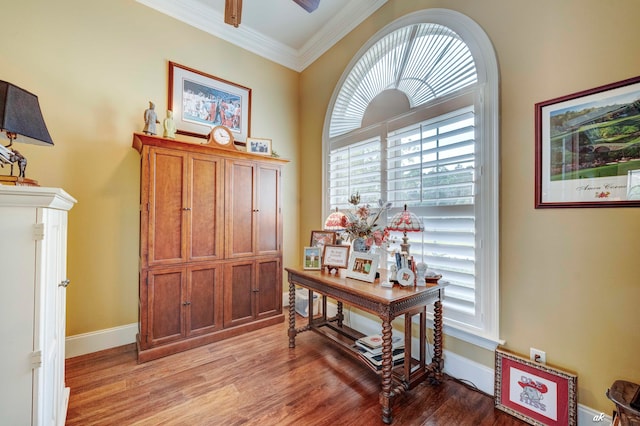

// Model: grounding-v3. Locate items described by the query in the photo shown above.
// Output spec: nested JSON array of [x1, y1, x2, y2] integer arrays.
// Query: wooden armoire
[[132, 133, 287, 362]]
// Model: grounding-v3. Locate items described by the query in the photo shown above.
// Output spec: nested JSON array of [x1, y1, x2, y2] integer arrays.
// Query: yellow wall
[[3, 0, 640, 416], [1, 0, 299, 335], [300, 0, 640, 413]]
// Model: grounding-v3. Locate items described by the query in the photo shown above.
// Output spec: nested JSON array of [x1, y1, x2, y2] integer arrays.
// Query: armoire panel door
[[188, 154, 224, 261], [256, 257, 281, 319], [225, 160, 255, 258], [148, 148, 187, 265], [223, 261, 255, 327], [187, 264, 223, 336], [256, 165, 280, 256], [147, 267, 186, 345]]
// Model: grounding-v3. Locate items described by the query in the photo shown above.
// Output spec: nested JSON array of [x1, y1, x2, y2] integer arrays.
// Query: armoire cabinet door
[[225, 160, 255, 258], [223, 261, 255, 328], [187, 264, 223, 336], [256, 257, 281, 319], [225, 160, 282, 258], [146, 148, 224, 266], [147, 148, 187, 265], [256, 164, 281, 256], [146, 267, 185, 346], [188, 154, 224, 262]]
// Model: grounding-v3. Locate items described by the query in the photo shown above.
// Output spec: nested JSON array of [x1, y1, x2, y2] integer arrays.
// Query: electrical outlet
[[530, 348, 546, 364]]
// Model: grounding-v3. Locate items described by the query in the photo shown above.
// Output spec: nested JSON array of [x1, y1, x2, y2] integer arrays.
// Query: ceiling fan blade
[[293, 0, 320, 13], [224, 0, 242, 27]]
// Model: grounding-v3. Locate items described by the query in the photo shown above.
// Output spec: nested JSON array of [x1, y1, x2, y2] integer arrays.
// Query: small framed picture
[[321, 244, 350, 270], [303, 246, 322, 270], [346, 252, 379, 283], [396, 267, 415, 287], [309, 230, 336, 247], [495, 348, 577, 426], [247, 137, 272, 156]]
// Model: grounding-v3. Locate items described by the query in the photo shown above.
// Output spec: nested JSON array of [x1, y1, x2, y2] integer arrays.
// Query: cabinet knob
[[182, 207, 192, 211], [183, 301, 191, 306], [252, 288, 259, 293], [59, 279, 70, 288]]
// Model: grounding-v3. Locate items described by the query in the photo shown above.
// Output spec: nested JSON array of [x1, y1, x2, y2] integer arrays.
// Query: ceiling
[[136, 0, 388, 72]]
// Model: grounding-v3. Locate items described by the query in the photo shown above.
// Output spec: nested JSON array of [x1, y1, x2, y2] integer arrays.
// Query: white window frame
[[322, 9, 501, 349]]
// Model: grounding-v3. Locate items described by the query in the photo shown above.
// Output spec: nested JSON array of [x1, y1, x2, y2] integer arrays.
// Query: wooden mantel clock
[[208, 125, 236, 150]]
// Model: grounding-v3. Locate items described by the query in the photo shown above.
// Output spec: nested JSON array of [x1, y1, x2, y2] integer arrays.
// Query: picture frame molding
[[494, 348, 577, 426], [168, 61, 251, 142], [346, 252, 379, 282], [535, 75, 640, 208]]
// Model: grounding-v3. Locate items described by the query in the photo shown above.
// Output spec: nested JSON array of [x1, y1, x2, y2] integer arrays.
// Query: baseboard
[[65, 323, 138, 358], [65, 313, 610, 425], [341, 306, 609, 426]]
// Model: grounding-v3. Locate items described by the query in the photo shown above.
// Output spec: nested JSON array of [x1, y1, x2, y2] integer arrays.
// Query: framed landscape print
[[535, 75, 640, 208], [168, 61, 251, 142], [495, 348, 577, 426]]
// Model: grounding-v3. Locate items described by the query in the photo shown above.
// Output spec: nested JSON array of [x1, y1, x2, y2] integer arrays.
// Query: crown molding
[[136, 0, 388, 72]]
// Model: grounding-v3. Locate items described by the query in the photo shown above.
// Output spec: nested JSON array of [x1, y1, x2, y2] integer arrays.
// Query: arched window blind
[[324, 10, 500, 346], [329, 23, 476, 138]]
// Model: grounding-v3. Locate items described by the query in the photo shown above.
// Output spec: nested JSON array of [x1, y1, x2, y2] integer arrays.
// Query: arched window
[[323, 9, 500, 346]]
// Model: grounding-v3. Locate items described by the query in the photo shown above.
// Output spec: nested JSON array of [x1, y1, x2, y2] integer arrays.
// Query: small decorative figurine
[[143, 101, 160, 135], [163, 110, 176, 139], [389, 264, 398, 282]]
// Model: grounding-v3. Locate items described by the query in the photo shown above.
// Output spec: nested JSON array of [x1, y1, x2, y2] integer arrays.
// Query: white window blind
[[386, 107, 477, 322], [328, 137, 382, 209]]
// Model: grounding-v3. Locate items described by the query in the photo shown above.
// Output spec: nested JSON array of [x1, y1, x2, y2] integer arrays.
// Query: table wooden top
[[285, 266, 446, 307]]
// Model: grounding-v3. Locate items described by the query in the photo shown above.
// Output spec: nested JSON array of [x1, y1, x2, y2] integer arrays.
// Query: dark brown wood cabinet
[[133, 133, 287, 362]]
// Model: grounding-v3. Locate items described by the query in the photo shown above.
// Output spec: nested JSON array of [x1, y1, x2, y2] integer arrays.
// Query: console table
[[286, 267, 446, 424]]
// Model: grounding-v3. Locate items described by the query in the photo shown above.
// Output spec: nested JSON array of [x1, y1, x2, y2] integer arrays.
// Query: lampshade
[[323, 207, 348, 230], [0, 80, 53, 146], [386, 205, 423, 254]]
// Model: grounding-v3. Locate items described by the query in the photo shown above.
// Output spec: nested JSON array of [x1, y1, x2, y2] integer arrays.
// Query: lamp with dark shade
[[386, 204, 424, 255], [0, 80, 53, 186]]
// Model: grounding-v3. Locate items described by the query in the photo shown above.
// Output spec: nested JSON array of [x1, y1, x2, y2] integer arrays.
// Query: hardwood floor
[[65, 319, 526, 425]]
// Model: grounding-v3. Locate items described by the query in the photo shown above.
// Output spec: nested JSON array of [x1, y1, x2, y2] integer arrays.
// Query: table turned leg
[[379, 318, 394, 424], [336, 300, 344, 327], [431, 298, 444, 382], [288, 279, 296, 348]]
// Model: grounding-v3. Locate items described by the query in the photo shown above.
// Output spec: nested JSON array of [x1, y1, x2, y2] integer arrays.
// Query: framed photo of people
[[168, 61, 251, 142]]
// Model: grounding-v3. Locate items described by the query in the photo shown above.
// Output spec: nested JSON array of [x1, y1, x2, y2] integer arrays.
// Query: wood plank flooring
[[65, 319, 526, 425]]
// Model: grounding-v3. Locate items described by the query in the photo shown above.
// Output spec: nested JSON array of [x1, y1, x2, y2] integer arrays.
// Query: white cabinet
[[0, 186, 76, 426]]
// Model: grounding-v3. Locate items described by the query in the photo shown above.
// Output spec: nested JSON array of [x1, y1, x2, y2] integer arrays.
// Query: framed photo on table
[[303, 246, 322, 270], [309, 230, 336, 247], [535, 75, 640, 208], [168, 61, 251, 142], [321, 244, 350, 271], [346, 252, 379, 282], [495, 348, 577, 426]]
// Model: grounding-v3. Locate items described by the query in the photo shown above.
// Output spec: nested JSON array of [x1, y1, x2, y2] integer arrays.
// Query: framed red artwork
[[495, 348, 577, 425]]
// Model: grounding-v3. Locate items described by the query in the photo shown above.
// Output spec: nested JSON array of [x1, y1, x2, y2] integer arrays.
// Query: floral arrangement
[[341, 192, 392, 247]]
